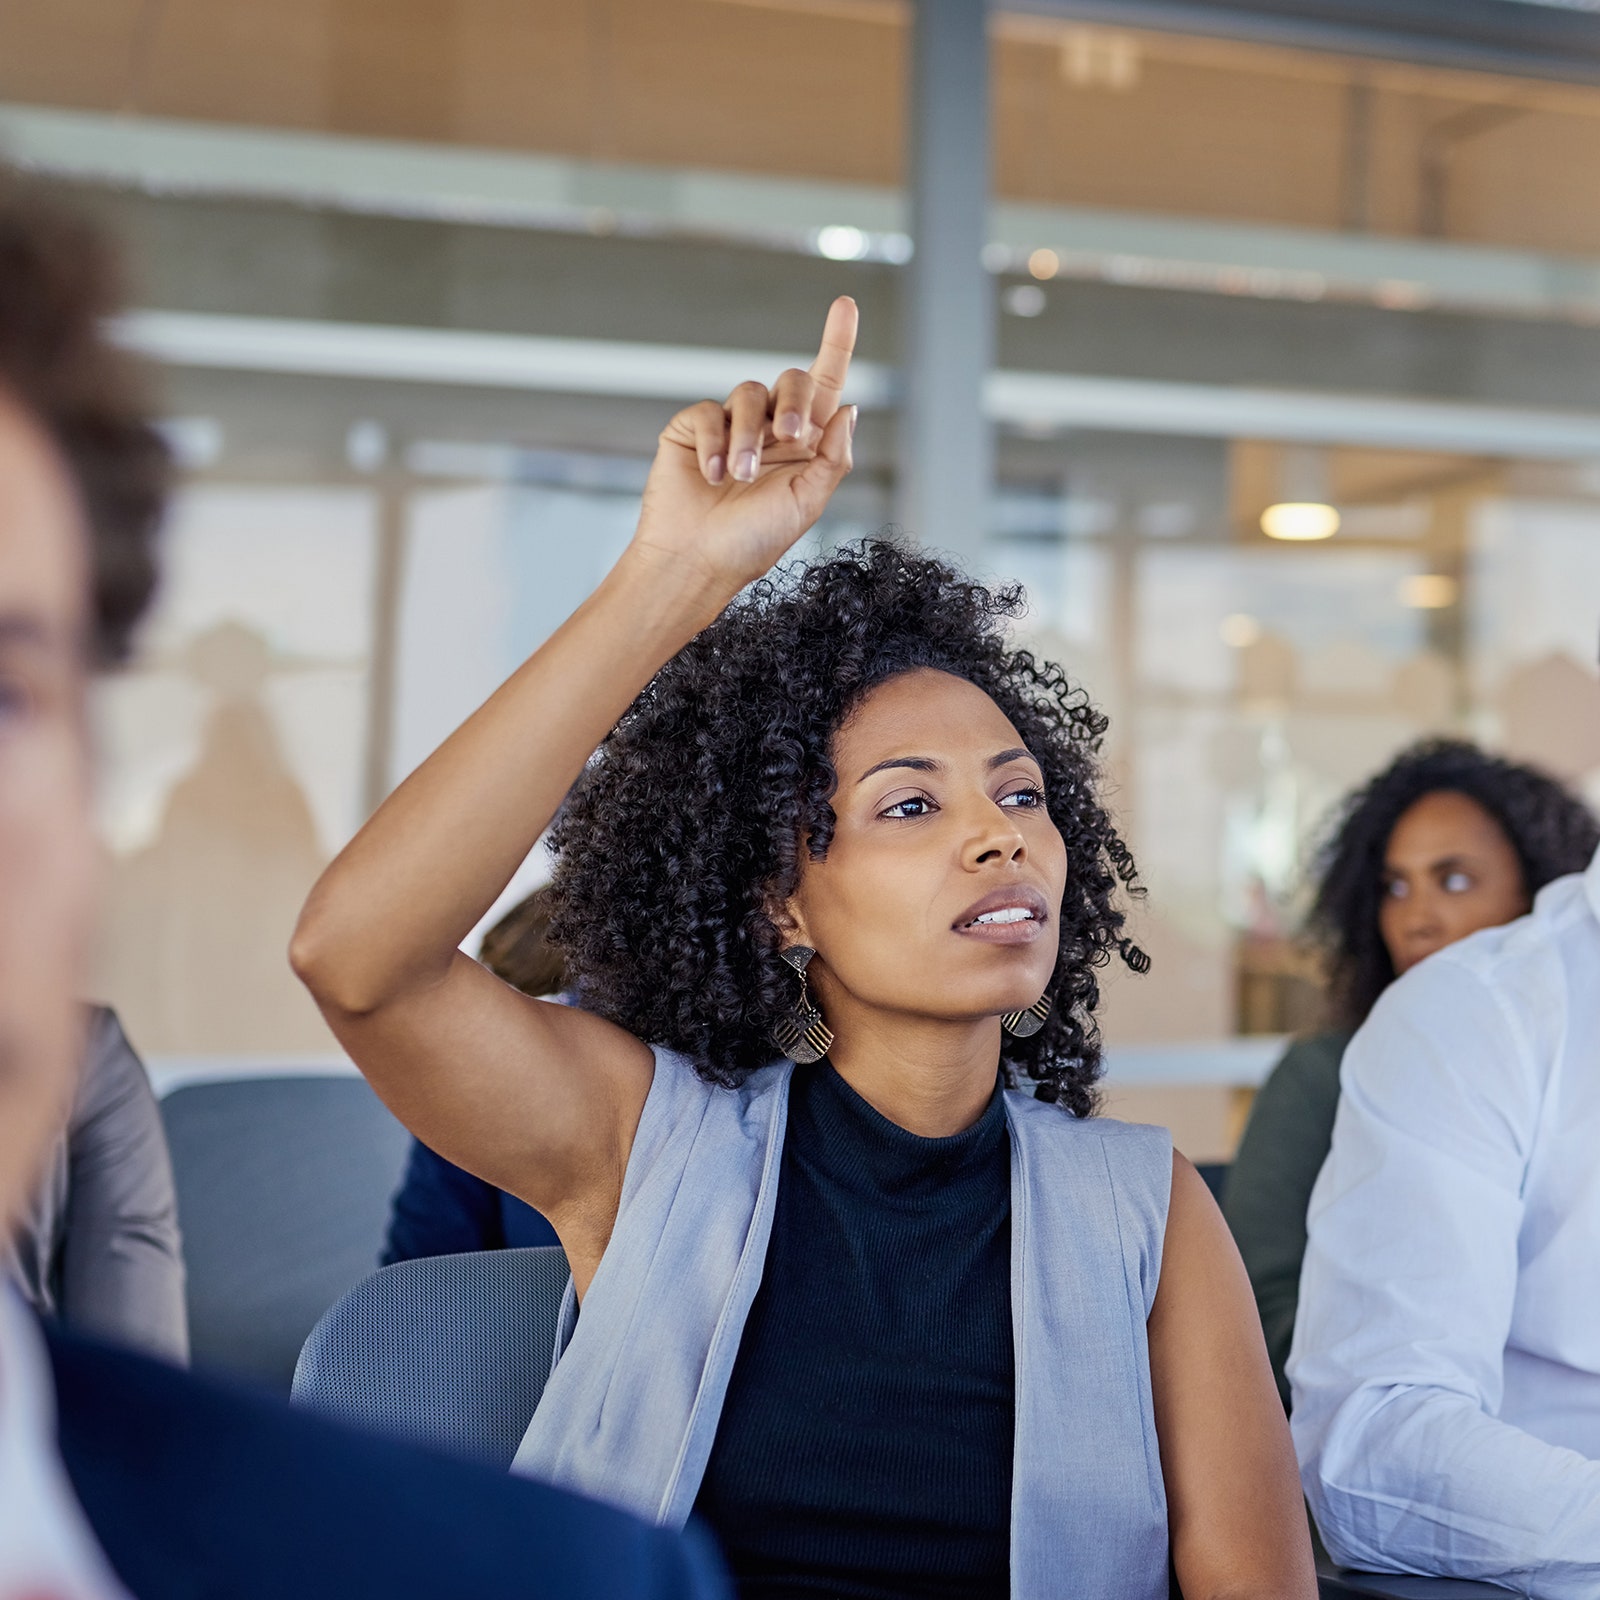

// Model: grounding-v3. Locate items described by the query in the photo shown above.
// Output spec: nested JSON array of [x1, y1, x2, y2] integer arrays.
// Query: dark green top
[[1221, 1029, 1352, 1410]]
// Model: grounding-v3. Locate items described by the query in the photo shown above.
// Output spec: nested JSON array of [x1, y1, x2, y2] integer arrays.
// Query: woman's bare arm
[[1150, 1154, 1318, 1600], [291, 299, 859, 1284]]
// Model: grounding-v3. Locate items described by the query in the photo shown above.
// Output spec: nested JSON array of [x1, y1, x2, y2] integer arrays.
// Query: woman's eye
[[1000, 786, 1045, 809], [0, 677, 33, 725], [1383, 877, 1409, 900], [881, 795, 935, 819], [1443, 870, 1474, 893]]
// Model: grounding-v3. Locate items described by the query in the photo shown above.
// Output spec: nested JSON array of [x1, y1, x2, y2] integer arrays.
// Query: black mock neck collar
[[789, 1061, 1008, 1200]]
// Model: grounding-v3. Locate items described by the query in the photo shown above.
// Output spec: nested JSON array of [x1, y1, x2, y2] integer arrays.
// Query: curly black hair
[[1308, 738, 1599, 1029], [547, 539, 1146, 1118], [0, 174, 168, 665]]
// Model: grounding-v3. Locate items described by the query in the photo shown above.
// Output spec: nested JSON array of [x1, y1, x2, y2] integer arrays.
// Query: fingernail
[[778, 410, 804, 440], [707, 454, 726, 484], [848, 405, 859, 438], [735, 450, 759, 482]]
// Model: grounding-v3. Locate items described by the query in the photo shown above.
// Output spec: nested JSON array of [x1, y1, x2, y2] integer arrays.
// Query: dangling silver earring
[[770, 945, 834, 1064], [1002, 994, 1052, 1038]]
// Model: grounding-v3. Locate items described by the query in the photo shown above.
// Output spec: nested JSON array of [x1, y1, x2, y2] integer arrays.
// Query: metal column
[[897, 0, 994, 572]]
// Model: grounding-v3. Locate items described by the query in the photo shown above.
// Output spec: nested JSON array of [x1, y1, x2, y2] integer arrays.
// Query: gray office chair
[[292, 1245, 571, 1468], [160, 1075, 412, 1393]]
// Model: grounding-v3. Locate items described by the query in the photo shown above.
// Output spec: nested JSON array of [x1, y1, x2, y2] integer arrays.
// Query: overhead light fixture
[[1261, 502, 1340, 541], [1004, 284, 1047, 318], [1059, 27, 1140, 90], [1028, 248, 1060, 281], [815, 225, 869, 262], [1400, 573, 1459, 609], [1219, 612, 1263, 648]]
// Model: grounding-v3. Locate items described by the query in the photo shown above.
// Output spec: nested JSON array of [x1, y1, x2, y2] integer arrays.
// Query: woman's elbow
[[288, 898, 372, 1016]]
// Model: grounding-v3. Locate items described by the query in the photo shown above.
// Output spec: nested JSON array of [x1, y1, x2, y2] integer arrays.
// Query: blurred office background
[[8, 0, 1600, 1157]]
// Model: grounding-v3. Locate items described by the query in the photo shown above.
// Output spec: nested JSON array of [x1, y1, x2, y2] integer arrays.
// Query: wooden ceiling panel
[[583, 0, 901, 181], [995, 35, 1348, 229], [451, 0, 599, 154], [0, 0, 148, 109], [5, 0, 1600, 258], [1443, 106, 1600, 257]]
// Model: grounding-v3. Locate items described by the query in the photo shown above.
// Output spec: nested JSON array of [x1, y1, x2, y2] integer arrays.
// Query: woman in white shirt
[[1292, 834, 1600, 1598]]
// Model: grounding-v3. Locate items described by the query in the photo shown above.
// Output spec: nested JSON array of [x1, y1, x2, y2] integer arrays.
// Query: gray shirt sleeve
[[57, 1007, 189, 1363], [1220, 1029, 1348, 1410]]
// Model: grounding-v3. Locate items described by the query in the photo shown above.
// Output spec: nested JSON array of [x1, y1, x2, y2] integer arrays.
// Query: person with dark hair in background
[[6, 1005, 187, 1362], [294, 298, 1317, 1600], [0, 174, 728, 1600], [1224, 740, 1599, 1407], [384, 888, 562, 1263], [1283, 716, 1600, 1595]]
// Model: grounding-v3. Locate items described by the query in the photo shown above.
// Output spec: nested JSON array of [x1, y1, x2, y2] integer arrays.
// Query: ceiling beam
[[115, 308, 1600, 459], [1004, 0, 1600, 86]]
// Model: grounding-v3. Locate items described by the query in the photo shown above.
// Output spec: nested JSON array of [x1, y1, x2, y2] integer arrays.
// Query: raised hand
[[630, 296, 858, 595]]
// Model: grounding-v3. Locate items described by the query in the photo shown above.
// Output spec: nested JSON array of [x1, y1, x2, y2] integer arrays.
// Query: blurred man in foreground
[[0, 177, 727, 1600], [1291, 720, 1600, 1595]]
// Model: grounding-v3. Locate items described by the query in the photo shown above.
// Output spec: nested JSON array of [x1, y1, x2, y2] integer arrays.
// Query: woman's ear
[[767, 894, 810, 951]]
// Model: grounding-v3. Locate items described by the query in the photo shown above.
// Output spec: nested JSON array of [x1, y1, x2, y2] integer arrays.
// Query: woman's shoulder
[[632, 1045, 794, 1149], [645, 1045, 792, 1100], [1005, 1091, 1173, 1194], [1005, 1087, 1169, 1145]]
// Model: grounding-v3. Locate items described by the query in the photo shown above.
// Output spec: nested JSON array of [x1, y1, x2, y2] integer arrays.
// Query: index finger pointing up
[[808, 296, 858, 412]]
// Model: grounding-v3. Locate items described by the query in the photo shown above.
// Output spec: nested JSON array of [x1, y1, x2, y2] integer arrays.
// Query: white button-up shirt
[[1290, 846, 1600, 1599], [0, 1287, 128, 1600]]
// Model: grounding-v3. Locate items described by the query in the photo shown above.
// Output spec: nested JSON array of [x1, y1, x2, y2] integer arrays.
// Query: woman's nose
[[969, 806, 1028, 866], [1398, 895, 1446, 941]]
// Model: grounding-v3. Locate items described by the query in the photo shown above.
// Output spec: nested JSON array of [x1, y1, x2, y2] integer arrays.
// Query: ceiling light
[[1400, 573, 1459, 609], [1028, 248, 1060, 281], [816, 225, 868, 262], [1004, 284, 1047, 318], [1220, 613, 1262, 648], [345, 418, 388, 472], [1261, 502, 1340, 541]]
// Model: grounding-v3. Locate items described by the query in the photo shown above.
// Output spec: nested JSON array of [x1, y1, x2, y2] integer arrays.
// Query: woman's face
[[1377, 789, 1528, 979], [783, 668, 1069, 1030]]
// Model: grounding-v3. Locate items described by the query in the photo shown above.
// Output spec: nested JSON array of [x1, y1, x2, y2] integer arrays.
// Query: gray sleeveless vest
[[514, 1047, 1173, 1600]]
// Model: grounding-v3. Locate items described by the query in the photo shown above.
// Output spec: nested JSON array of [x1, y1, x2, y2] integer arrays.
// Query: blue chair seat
[[292, 1245, 570, 1469]]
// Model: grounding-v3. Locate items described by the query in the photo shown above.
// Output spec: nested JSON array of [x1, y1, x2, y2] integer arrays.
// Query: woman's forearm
[[291, 546, 730, 1014]]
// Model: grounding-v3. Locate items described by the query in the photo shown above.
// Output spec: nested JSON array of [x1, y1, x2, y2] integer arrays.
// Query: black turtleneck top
[[693, 1061, 1014, 1599]]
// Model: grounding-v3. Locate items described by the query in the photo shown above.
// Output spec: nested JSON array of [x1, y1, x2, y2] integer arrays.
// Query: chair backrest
[[292, 1246, 571, 1469], [1194, 1161, 1230, 1204], [160, 1075, 412, 1393]]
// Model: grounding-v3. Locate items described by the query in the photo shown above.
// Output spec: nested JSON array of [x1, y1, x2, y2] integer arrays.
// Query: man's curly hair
[[0, 175, 168, 664], [1308, 737, 1598, 1029], [547, 540, 1146, 1118]]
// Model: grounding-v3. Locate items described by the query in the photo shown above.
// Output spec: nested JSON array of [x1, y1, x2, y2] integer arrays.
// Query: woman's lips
[[952, 886, 1050, 945], [954, 912, 1045, 945]]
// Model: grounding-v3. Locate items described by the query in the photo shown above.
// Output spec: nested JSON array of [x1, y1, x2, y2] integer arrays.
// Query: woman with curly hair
[[1224, 740, 1599, 1407], [293, 299, 1314, 1600]]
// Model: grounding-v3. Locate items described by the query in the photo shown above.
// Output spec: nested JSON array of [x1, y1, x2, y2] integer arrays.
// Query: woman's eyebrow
[[855, 755, 941, 785], [988, 746, 1035, 771]]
